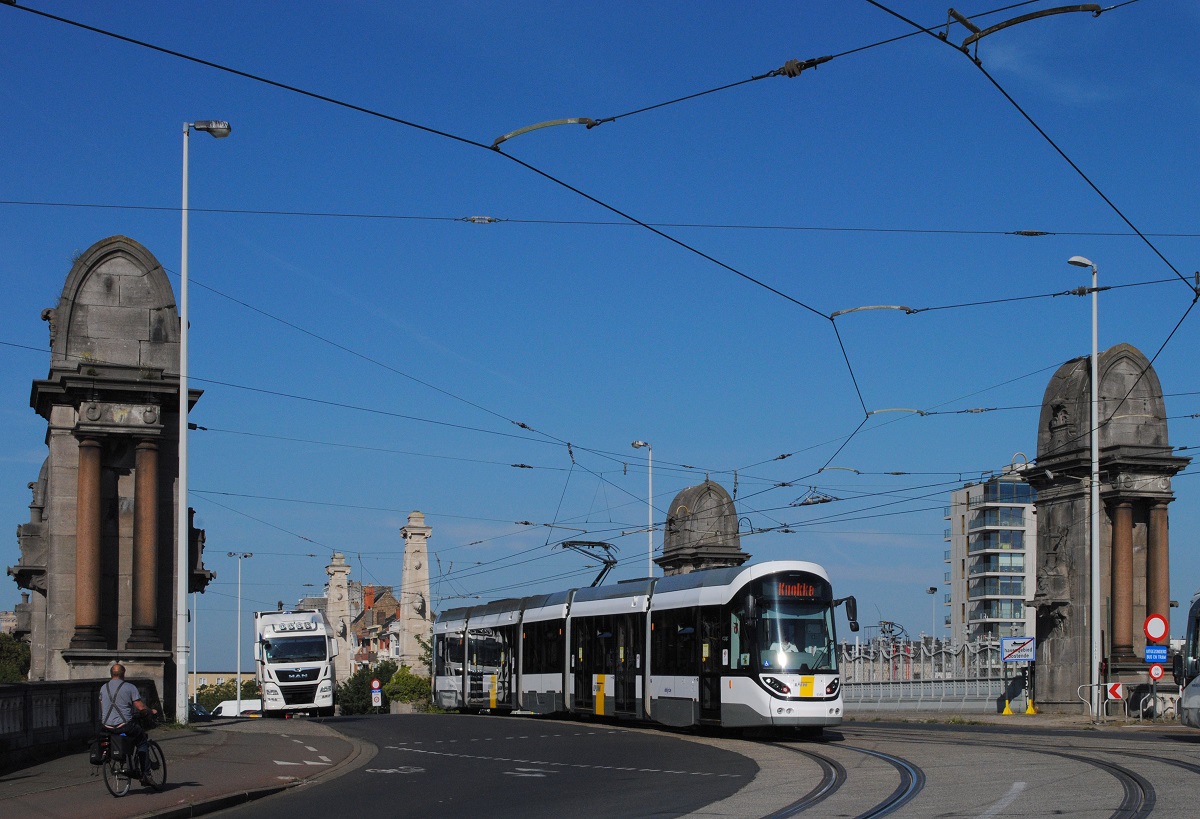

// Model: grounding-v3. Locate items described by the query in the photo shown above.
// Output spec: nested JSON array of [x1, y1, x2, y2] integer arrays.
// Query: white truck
[[254, 609, 339, 717]]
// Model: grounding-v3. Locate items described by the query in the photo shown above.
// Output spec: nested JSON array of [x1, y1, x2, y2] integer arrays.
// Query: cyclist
[[99, 663, 158, 783]]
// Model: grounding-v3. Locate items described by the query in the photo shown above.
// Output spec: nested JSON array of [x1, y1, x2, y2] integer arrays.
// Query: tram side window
[[652, 608, 698, 675], [436, 634, 463, 676], [522, 620, 564, 674], [730, 611, 743, 669]]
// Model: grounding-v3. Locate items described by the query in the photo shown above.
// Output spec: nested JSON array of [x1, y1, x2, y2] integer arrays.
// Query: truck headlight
[[318, 680, 333, 695], [263, 683, 283, 703]]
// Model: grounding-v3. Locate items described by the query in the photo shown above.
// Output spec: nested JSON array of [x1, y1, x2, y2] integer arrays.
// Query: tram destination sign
[[1000, 636, 1036, 662], [1145, 645, 1169, 664]]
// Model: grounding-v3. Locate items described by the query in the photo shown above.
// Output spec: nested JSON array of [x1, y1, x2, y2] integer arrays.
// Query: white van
[[211, 699, 262, 717]]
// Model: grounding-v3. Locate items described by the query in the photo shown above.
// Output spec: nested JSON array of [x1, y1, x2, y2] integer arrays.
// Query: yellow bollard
[[1002, 699, 1013, 715], [1025, 698, 1037, 715]]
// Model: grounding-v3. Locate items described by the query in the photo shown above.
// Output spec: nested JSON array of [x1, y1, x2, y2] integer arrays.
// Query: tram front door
[[699, 607, 723, 722]]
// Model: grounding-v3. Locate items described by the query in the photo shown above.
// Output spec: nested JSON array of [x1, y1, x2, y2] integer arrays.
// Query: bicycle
[[99, 716, 167, 797]]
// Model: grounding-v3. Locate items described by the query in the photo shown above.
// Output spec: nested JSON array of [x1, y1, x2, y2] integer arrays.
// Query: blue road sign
[[1145, 645, 1168, 663]]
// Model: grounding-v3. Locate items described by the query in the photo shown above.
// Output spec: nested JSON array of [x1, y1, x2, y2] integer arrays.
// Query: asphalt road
[[205, 713, 1200, 818], [211, 713, 758, 819]]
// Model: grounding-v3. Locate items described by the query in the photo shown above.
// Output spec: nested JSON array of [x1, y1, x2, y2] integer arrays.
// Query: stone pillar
[[398, 512, 433, 674], [71, 436, 105, 648], [1147, 500, 1171, 626], [128, 439, 160, 648], [1111, 500, 1135, 661], [325, 553, 353, 686]]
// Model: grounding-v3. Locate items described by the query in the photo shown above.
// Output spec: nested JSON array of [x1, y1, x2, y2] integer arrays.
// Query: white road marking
[[388, 746, 742, 778], [274, 761, 302, 766], [305, 746, 318, 752], [979, 782, 1027, 817], [304, 760, 331, 766], [319, 755, 331, 762]]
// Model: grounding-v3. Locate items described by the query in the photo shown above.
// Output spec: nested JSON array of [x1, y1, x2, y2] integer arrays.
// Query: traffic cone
[[1025, 698, 1037, 715], [1002, 699, 1013, 715]]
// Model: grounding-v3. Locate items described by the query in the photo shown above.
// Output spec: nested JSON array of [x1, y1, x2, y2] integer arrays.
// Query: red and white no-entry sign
[[1144, 613, 1168, 643], [1149, 663, 1165, 682], [1107, 682, 1124, 700]]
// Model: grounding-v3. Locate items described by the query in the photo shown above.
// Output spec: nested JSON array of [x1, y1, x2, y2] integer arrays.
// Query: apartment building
[[945, 466, 1037, 643]]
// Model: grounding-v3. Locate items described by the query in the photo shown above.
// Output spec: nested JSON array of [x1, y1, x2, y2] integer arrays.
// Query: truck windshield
[[263, 636, 327, 663]]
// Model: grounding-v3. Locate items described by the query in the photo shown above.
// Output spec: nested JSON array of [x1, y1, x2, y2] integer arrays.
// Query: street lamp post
[[229, 551, 252, 715], [1068, 255, 1101, 718], [177, 120, 230, 725], [927, 586, 938, 638], [631, 441, 653, 577], [191, 591, 197, 705]]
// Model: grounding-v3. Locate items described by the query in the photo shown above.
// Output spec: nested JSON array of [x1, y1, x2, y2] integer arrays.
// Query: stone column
[[128, 439, 160, 648], [71, 436, 105, 648], [1147, 500, 1171, 626], [1110, 500, 1135, 661]]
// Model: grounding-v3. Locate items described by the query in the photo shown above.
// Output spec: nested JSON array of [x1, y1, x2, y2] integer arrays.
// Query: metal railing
[[0, 677, 160, 770], [839, 637, 1012, 712]]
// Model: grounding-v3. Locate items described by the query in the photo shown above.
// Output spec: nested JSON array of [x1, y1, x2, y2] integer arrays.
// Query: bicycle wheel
[[103, 754, 130, 797], [143, 740, 167, 790]]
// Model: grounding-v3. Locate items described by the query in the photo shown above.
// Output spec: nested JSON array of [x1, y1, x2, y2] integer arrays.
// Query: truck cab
[[255, 610, 338, 717]]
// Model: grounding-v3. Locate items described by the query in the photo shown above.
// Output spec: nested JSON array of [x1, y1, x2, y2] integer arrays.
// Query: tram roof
[[571, 577, 654, 604]]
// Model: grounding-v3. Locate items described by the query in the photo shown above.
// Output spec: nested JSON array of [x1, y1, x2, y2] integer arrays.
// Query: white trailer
[[254, 609, 339, 717]]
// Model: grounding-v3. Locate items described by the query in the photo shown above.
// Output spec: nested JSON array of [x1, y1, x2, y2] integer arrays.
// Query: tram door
[[613, 613, 644, 716], [571, 619, 592, 711], [698, 606, 723, 722]]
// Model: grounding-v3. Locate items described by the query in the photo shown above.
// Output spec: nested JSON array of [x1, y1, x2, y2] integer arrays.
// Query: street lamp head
[[192, 120, 232, 138], [631, 440, 649, 449], [927, 586, 938, 594], [1067, 255, 1095, 270]]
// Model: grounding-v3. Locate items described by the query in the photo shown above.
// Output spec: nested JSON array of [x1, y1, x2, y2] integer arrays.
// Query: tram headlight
[[762, 676, 791, 695], [826, 678, 841, 697]]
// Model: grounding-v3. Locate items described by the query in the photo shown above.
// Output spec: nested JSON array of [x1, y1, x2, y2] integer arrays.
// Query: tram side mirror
[[840, 596, 860, 632], [1173, 653, 1183, 684]]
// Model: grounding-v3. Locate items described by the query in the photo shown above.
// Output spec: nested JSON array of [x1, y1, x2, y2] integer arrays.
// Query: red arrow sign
[[1107, 682, 1124, 700]]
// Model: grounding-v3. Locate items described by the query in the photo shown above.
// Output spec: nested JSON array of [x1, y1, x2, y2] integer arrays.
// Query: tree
[[195, 677, 259, 712], [337, 659, 397, 715], [0, 633, 31, 683]]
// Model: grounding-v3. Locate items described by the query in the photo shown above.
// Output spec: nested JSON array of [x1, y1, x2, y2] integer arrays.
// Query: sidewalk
[[0, 717, 372, 819]]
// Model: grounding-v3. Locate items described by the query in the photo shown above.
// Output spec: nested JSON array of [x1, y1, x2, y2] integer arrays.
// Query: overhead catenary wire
[[861, 0, 1193, 290], [10, 198, 1200, 240]]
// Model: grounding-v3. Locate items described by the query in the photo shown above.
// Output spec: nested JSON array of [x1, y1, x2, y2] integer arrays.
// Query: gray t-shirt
[[99, 679, 141, 727]]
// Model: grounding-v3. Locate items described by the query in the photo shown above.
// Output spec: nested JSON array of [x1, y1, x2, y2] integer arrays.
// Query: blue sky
[[2, 1, 1198, 672]]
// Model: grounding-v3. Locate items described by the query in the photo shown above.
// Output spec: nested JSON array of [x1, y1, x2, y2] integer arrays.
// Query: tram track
[[764, 741, 924, 818], [836, 724, 1166, 818]]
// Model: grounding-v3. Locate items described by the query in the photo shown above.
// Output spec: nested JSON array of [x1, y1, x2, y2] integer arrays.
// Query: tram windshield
[[757, 600, 837, 673]]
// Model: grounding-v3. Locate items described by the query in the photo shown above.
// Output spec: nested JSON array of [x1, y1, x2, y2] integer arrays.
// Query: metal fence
[[839, 637, 1014, 712]]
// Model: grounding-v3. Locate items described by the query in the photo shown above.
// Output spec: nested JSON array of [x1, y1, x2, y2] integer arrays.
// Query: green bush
[[337, 660, 397, 715], [383, 665, 431, 707]]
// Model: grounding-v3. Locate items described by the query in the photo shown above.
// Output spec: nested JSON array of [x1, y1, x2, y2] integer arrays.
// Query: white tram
[[1174, 588, 1200, 727], [433, 560, 858, 730]]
